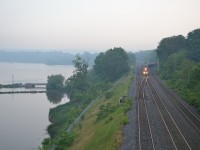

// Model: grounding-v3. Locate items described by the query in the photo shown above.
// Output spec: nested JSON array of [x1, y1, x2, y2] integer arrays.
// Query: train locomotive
[[142, 66, 149, 76]]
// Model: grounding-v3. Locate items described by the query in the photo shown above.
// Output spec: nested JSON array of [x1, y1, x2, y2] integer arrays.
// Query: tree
[[187, 28, 200, 62], [46, 74, 65, 90], [94, 47, 129, 81], [188, 64, 200, 88], [65, 55, 89, 100], [156, 35, 186, 61], [127, 52, 136, 66]]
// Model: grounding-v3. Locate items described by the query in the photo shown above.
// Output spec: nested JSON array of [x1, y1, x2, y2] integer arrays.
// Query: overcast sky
[[0, 0, 200, 52]]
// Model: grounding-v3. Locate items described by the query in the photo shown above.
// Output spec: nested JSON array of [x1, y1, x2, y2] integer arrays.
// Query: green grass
[[48, 101, 85, 138], [68, 74, 133, 150]]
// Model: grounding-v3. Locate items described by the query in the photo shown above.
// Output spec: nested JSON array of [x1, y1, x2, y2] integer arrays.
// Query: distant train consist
[[142, 66, 149, 76]]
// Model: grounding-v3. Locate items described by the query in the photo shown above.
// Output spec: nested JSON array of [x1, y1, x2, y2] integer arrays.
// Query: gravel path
[[120, 78, 137, 150]]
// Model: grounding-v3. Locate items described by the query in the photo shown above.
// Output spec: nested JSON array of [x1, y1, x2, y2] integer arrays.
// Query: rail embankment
[[67, 74, 133, 150]]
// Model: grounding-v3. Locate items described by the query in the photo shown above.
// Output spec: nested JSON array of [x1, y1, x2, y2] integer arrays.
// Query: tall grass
[[68, 74, 133, 150]]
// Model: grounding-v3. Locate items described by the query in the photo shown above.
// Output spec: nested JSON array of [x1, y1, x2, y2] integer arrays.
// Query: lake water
[[0, 62, 74, 150]]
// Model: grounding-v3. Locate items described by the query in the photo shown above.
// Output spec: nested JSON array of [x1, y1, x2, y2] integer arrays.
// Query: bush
[[122, 98, 132, 113], [47, 74, 65, 90], [122, 116, 128, 125], [41, 138, 51, 149], [96, 103, 117, 121], [105, 116, 114, 124], [105, 91, 113, 99], [56, 131, 76, 147], [94, 47, 130, 81]]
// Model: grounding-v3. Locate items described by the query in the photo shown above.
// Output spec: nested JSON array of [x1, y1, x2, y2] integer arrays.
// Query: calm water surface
[[0, 62, 74, 150]]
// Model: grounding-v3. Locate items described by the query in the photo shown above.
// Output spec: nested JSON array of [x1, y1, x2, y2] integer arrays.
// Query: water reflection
[[46, 90, 65, 104], [0, 63, 74, 150]]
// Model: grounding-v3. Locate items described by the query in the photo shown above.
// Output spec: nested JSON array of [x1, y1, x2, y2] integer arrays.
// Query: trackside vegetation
[[40, 47, 135, 150], [68, 73, 133, 150], [156, 28, 200, 112]]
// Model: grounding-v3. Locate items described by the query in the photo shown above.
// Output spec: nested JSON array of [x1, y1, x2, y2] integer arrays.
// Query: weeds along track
[[147, 78, 191, 150], [136, 76, 155, 150], [152, 76, 200, 132]]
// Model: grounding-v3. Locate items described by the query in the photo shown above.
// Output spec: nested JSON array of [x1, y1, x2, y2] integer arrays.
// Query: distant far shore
[[0, 51, 98, 66], [0, 91, 46, 94]]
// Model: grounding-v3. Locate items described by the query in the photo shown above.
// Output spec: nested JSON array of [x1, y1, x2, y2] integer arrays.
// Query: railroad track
[[147, 78, 191, 150], [151, 75, 200, 132], [136, 76, 155, 150]]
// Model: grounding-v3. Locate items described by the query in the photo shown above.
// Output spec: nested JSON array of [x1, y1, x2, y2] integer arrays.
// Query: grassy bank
[[68, 74, 133, 150], [40, 49, 135, 150], [48, 101, 86, 138], [41, 99, 91, 150]]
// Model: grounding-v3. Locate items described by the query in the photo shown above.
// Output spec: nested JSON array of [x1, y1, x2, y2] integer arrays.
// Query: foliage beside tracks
[[41, 48, 135, 149], [93, 47, 130, 81], [68, 74, 133, 150], [156, 28, 200, 112], [41, 55, 99, 150], [157, 28, 200, 62]]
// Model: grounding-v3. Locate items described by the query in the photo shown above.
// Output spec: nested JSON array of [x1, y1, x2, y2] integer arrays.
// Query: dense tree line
[[187, 28, 200, 62], [94, 47, 130, 81], [46, 48, 133, 104], [44, 47, 134, 149], [157, 35, 186, 61], [156, 28, 200, 111], [157, 28, 200, 62], [0, 51, 98, 66], [65, 55, 89, 102]]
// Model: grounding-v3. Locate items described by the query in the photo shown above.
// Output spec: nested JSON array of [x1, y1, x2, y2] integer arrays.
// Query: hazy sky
[[0, 0, 200, 52]]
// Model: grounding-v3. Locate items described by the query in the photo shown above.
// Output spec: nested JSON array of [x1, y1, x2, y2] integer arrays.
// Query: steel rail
[[147, 79, 177, 150], [152, 76, 200, 132], [136, 75, 145, 150], [137, 76, 142, 150], [136, 76, 155, 150], [148, 78, 191, 150], [142, 77, 155, 150]]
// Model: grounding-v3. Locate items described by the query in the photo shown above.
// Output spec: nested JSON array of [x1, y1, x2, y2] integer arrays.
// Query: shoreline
[[0, 91, 46, 94]]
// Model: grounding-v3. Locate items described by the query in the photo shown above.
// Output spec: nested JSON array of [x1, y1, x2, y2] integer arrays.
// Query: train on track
[[142, 66, 149, 76]]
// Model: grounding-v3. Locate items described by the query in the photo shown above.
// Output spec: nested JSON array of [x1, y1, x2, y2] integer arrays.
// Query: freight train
[[142, 66, 149, 76]]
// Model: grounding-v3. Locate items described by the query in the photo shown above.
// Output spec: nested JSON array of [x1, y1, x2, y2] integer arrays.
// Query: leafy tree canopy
[[93, 47, 130, 81], [188, 64, 200, 88], [65, 55, 89, 99], [155, 27, 200, 111], [127, 52, 136, 66], [156, 35, 186, 61], [46, 74, 65, 91], [187, 28, 200, 62]]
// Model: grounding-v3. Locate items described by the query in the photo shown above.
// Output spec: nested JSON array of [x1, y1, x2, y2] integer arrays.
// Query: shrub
[[122, 116, 128, 125], [122, 98, 132, 113], [96, 103, 117, 121], [105, 91, 113, 99], [56, 131, 76, 147]]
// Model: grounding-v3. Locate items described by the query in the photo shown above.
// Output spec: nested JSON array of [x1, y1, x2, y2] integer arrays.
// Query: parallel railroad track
[[152, 75, 200, 132], [136, 76, 155, 150], [147, 78, 191, 150]]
